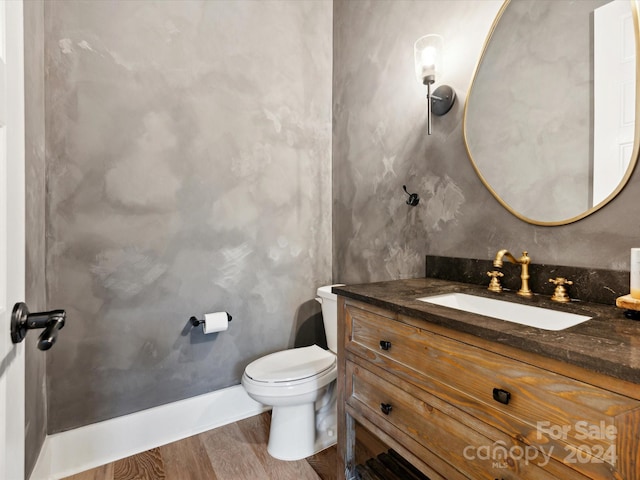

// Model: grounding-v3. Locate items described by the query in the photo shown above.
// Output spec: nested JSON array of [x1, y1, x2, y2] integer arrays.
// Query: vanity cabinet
[[336, 298, 640, 480]]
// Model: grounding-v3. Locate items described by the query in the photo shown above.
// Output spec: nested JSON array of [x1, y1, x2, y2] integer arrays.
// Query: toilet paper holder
[[190, 313, 232, 327]]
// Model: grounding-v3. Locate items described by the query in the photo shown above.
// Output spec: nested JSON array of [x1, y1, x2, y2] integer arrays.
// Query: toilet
[[241, 284, 343, 461]]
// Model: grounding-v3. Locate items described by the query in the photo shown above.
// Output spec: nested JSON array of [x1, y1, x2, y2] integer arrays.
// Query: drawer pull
[[492, 388, 511, 405], [380, 403, 393, 415], [379, 340, 392, 350]]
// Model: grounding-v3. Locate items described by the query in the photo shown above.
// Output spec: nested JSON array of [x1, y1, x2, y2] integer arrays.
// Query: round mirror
[[464, 0, 640, 225]]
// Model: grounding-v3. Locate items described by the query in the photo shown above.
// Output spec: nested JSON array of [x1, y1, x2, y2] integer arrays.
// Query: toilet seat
[[245, 345, 336, 384]]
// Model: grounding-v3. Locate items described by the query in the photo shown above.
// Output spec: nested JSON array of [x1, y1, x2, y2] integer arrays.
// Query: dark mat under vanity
[[355, 449, 430, 480]]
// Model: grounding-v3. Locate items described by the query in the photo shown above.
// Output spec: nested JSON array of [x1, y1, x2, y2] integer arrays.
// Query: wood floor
[[63, 412, 337, 480]]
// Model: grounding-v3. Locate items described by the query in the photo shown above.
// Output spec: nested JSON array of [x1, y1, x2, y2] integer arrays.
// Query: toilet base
[[268, 403, 315, 460], [267, 383, 337, 461]]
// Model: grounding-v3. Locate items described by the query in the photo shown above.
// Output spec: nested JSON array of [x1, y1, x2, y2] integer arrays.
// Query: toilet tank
[[316, 284, 344, 354]]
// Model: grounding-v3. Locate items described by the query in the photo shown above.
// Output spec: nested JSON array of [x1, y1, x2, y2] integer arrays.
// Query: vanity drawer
[[346, 359, 590, 480], [345, 302, 640, 476]]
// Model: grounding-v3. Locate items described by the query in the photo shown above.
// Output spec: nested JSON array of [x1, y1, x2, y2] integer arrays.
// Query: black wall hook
[[403, 185, 420, 206]]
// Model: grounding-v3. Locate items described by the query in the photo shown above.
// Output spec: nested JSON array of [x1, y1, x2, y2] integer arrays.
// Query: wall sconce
[[414, 34, 456, 135]]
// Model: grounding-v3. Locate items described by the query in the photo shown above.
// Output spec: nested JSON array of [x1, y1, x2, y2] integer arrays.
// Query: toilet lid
[[245, 345, 336, 383]]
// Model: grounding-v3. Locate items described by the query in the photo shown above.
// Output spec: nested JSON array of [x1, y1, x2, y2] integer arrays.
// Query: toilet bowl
[[241, 284, 343, 461]]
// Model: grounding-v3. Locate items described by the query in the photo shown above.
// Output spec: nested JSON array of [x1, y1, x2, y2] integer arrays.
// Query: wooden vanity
[[335, 279, 640, 480]]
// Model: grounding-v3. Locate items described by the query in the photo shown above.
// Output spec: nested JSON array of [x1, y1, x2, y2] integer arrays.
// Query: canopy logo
[[462, 421, 617, 468]]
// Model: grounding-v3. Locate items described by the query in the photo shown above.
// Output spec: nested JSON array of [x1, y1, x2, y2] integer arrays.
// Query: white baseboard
[[30, 385, 268, 480]]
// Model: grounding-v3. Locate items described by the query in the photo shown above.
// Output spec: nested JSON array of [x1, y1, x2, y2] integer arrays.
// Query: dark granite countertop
[[333, 278, 640, 386]]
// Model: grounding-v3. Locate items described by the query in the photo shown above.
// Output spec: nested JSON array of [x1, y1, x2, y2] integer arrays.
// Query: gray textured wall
[[333, 0, 640, 285], [45, 0, 332, 433], [24, 0, 48, 476]]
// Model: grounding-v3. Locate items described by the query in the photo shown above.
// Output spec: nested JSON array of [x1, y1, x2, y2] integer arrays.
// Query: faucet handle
[[487, 270, 504, 292], [549, 277, 573, 303]]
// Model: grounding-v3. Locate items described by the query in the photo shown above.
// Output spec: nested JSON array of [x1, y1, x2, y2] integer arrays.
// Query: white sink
[[417, 293, 591, 331]]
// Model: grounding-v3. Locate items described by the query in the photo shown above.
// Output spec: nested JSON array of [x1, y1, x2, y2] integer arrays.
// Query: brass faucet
[[493, 249, 533, 298]]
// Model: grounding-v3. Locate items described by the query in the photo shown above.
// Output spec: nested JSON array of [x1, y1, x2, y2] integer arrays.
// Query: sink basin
[[417, 293, 591, 331]]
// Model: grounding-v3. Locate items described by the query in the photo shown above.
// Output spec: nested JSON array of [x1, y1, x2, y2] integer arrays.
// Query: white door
[[593, 0, 636, 206], [0, 0, 26, 479]]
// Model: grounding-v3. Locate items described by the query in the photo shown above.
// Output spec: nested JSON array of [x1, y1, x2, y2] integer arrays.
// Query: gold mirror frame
[[463, 0, 640, 226]]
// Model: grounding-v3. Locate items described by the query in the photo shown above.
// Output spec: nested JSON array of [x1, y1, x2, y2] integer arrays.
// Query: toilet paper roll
[[203, 312, 230, 334]]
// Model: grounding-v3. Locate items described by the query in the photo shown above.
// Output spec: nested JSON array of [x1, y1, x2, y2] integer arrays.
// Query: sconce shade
[[414, 34, 443, 85], [414, 34, 455, 135]]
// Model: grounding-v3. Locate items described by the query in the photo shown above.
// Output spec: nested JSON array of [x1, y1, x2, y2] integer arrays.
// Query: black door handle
[[379, 340, 391, 350], [380, 403, 392, 415], [11, 302, 66, 350]]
